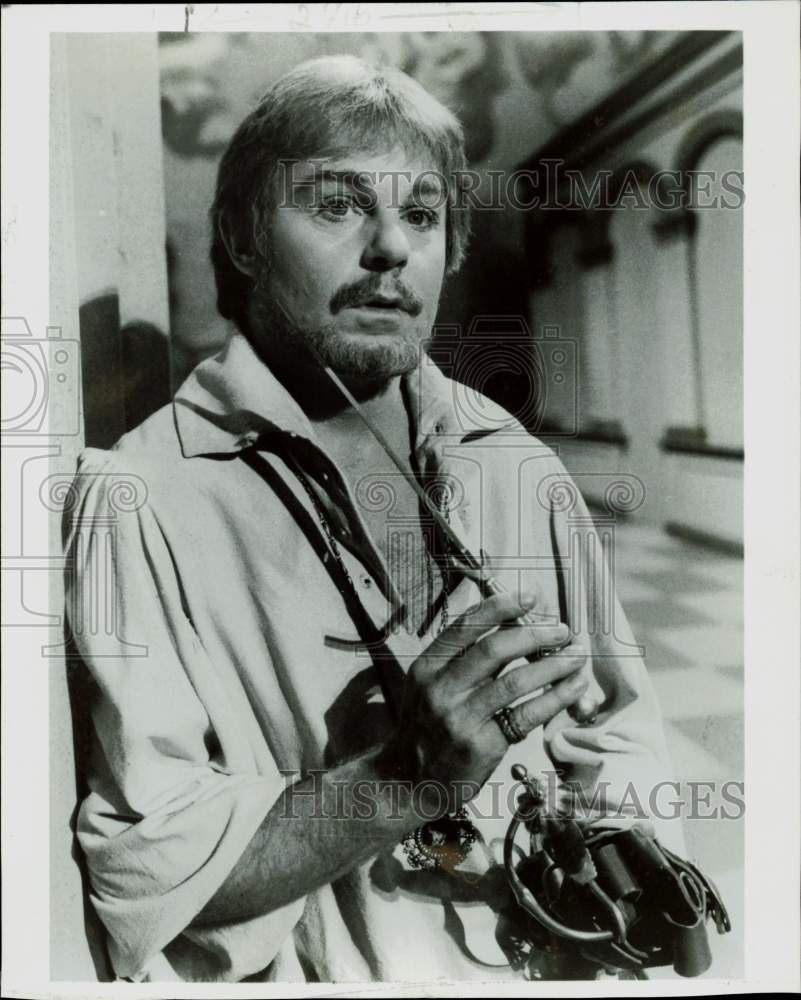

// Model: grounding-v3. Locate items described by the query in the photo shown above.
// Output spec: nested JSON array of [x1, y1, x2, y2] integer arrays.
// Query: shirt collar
[[173, 327, 517, 461]]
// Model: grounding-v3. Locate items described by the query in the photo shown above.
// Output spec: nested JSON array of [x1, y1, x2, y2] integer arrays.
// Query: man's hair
[[210, 55, 471, 333]]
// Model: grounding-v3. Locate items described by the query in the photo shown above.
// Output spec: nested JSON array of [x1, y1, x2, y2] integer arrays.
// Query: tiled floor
[[612, 518, 744, 980]]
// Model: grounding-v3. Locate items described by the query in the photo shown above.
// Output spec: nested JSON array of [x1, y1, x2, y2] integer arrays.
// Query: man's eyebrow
[[410, 177, 445, 198], [404, 177, 446, 205], [290, 166, 447, 208], [295, 168, 375, 189], [293, 169, 445, 195]]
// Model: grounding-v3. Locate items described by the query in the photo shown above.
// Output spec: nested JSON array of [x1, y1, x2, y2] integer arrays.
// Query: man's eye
[[404, 207, 440, 230], [316, 197, 360, 220]]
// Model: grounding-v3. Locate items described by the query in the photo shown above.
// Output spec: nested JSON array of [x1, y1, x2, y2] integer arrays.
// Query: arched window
[[677, 111, 744, 450], [690, 135, 744, 449]]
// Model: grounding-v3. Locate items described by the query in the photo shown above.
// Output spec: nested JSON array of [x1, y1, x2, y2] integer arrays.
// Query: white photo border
[[2, 3, 799, 997]]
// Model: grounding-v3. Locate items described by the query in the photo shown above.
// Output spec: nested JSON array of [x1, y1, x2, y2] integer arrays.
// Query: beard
[[248, 264, 429, 383]]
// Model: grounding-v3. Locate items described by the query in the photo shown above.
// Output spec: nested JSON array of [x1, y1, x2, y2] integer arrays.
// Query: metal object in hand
[[502, 763, 731, 980]]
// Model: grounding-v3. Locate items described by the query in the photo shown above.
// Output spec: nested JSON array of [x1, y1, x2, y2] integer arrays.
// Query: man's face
[[249, 146, 448, 382]]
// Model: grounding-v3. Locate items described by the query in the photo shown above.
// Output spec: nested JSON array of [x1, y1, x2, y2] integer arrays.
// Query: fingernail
[[519, 591, 536, 608]]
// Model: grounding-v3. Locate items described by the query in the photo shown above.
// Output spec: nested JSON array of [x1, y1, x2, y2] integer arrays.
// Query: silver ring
[[493, 706, 526, 745]]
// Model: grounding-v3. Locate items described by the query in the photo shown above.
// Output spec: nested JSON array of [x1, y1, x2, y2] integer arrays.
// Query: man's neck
[[309, 374, 413, 472], [246, 333, 415, 468]]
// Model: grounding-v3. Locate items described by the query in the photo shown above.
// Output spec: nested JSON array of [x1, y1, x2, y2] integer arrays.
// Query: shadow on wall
[[434, 209, 534, 427], [78, 295, 172, 449]]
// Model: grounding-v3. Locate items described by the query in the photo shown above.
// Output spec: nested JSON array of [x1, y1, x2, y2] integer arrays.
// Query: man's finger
[[425, 591, 537, 666], [501, 671, 590, 737], [472, 645, 587, 715], [445, 621, 572, 690]]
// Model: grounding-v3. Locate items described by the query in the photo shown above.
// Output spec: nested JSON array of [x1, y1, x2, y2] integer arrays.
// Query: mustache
[[330, 275, 423, 317]]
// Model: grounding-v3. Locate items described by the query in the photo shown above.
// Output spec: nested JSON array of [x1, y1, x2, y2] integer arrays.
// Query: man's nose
[[360, 213, 410, 272]]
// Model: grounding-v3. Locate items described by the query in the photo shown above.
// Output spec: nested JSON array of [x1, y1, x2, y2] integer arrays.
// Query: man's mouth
[[332, 280, 423, 317], [352, 295, 407, 311]]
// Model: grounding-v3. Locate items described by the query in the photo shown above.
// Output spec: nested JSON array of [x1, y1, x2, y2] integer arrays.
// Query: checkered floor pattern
[[612, 519, 744, 979]]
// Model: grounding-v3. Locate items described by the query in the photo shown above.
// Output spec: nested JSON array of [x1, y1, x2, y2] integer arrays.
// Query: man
[[65, 56, 681, 983]]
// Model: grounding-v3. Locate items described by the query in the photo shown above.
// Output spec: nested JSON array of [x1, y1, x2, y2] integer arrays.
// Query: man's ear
[[218, 212, 257, 278]]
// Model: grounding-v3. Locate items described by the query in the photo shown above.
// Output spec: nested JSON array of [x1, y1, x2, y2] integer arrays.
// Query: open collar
[[173, 328, 518, 464]]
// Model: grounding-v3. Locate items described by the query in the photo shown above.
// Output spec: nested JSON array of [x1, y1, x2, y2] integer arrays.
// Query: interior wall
[[694, 137, 744, 451], [527, 37, 743, 546], [49, 33, 96, 984], [65, 33, 171, 449]]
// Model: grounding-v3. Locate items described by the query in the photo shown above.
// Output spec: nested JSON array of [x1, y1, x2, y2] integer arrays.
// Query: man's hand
[[198, 592, 589, 926], [379, 591, 590, 815]]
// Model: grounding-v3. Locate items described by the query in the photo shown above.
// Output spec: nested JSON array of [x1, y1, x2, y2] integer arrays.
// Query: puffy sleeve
[[64, 448, 304, 981], [536, 449, 687, 856]]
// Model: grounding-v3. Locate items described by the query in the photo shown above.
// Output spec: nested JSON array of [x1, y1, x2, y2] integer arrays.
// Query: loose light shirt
[[65, 329, 683, 982]]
